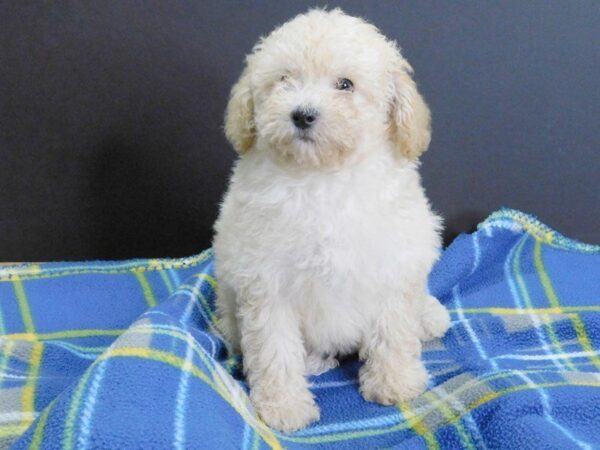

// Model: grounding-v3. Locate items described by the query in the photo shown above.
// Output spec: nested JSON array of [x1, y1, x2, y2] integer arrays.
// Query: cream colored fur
[[214, 8, 450, 432]]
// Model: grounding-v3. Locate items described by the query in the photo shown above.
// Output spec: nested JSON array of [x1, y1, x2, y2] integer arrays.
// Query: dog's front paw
[[359, 357, 428, 405], [252, 386, 320, 432], [420, 295, 451, 341]]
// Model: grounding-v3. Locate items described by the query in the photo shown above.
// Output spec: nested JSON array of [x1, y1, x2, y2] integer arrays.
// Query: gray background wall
[[1, 1, 599, 260]]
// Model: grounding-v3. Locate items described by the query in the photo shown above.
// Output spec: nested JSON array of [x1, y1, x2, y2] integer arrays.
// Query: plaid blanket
[[1, 208, 600, 449]]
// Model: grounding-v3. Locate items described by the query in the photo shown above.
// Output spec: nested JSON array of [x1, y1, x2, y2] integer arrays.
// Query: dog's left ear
[[224, 66, 255, 154], [388, 58, 431, 160]]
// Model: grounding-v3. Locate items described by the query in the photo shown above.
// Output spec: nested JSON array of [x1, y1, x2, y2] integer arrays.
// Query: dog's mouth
[[296, 130, 315, 143]]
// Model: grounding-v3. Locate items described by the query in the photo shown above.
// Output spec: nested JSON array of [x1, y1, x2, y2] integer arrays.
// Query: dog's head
[[224, 9, 431, 168]]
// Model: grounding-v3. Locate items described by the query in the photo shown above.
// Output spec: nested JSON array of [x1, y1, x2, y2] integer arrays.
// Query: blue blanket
[[1, 208, 600, 449]]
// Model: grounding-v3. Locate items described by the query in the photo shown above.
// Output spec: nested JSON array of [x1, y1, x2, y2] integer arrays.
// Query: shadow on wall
[[88, 137, 194, 259], [85, 97, 230, 259], [443, 209, 487, 247]]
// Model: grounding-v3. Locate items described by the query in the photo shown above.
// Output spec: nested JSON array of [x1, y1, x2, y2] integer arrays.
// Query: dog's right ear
[[224, 66, 255, 154]]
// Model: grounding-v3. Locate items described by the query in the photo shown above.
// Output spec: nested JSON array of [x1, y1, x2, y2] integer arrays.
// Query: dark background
[[1, 1, 599, 261]]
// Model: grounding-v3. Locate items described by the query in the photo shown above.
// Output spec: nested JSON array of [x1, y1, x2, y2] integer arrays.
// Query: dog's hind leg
[[419, 295, 450, 341]]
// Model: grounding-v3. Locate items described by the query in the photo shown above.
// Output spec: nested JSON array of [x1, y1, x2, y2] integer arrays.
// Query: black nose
[[291, 108, 318, 130]]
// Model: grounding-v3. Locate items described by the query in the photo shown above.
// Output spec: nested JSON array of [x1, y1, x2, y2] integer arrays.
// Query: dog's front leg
[[359, 293, 428, 405], [240, 286, 319, 432]]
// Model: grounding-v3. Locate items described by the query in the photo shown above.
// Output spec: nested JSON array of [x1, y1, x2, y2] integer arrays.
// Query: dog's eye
[[336, 78, 354, 91], [280, 74, 289, 82]]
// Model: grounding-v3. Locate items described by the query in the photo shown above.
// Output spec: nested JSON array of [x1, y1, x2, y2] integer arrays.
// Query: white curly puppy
[[213, 9, 450, 432]]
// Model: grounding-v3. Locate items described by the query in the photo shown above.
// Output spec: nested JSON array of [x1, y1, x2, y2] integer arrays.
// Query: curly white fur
[[213, 8, 450, 432]]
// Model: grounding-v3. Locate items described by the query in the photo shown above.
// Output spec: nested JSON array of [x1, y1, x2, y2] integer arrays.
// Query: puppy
[[213, 9, 450, 432]]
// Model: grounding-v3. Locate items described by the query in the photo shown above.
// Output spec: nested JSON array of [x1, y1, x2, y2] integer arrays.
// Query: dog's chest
[[236, 161, 416, 281], [285, 179, 406, 270], [274, 180, 400, 347]]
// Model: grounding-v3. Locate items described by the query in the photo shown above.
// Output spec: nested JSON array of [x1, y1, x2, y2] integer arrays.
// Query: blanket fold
[[1, 208, 599, 449]]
